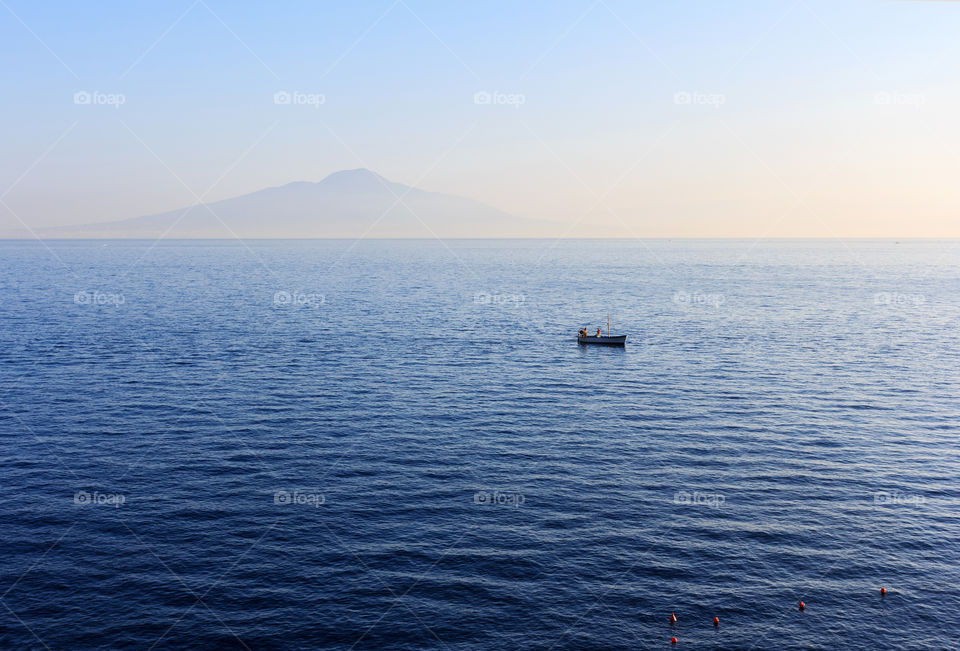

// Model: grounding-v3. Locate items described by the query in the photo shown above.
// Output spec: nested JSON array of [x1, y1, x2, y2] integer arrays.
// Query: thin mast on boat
[[607, 313, 610, 336]]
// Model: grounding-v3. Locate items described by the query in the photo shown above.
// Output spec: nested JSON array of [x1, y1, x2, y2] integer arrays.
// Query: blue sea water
[[1, 238, 959, 650]]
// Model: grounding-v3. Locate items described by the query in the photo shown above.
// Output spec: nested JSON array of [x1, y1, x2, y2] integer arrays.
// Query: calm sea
[[1, 239, 958, 650]]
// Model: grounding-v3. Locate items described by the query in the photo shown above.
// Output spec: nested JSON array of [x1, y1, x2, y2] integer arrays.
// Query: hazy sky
[[2, 0, 959, 236]]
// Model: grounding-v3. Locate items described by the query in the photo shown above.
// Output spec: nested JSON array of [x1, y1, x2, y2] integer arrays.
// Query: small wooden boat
[[577, 314, 626, 345], [578, 334, 627, 345]]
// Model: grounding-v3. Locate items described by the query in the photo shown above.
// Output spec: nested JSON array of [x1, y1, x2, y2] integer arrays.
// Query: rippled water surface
[[2, 239, 959, 650]]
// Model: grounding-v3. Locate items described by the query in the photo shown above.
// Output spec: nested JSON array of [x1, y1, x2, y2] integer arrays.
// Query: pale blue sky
[[2, 0, 959, 235]]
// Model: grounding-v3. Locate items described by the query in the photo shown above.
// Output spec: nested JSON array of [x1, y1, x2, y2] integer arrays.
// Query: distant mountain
[[37, 169, 559, 238]]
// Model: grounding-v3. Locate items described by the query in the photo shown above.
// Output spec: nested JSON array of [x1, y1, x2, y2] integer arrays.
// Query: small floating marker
[[670, 637, 678, 645], [880, 587, 886, 596], [798, 601, 805, 611], [713, 616, 720, 626], [669, 612, 678, 623]]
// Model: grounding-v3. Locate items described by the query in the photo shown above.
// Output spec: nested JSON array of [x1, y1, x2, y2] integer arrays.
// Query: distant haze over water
[[21, 169, 561, 239]]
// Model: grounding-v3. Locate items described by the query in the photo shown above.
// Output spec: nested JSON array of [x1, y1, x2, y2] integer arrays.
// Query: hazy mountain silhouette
[[39, 169, 558, 238]]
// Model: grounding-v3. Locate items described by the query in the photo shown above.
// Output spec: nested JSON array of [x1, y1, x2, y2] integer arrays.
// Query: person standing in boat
[[596, 327, 602, 337]]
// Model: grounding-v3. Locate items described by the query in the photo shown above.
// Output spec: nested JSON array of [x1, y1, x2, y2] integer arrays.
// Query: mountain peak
[[319, 168, 391, 188]]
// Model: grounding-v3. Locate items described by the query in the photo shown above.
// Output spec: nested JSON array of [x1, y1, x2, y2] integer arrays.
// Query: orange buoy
[[798, 601, 805, 610], [670, 637, 678, 645], [669, 612, 677, 623], [880, 587, 886, 596], [713, 616, 719, 626]]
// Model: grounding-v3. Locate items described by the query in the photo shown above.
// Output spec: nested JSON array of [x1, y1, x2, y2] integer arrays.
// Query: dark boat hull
[[577, 335, 627, 346]]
